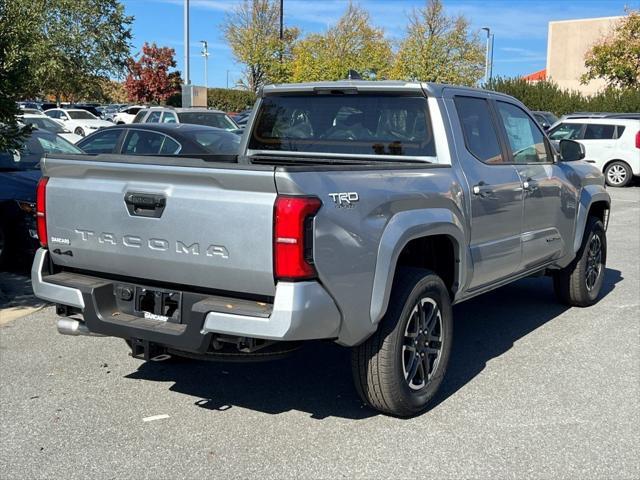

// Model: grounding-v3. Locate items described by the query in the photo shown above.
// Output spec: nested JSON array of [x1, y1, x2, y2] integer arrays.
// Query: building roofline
[[549, 15, 623, 25]]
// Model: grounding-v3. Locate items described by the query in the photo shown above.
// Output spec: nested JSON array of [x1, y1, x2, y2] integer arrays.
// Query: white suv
[[549, 117, 640, 187]]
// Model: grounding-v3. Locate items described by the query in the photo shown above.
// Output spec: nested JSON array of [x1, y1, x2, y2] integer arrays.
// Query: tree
[[290, 2, 392, 82], [35, 0, 133, 103], [0, 0, 42, 149], [124, 43, 182, 103], [390, 0, 485, 86], [224, 0, 299, 92], [582, 10, 640, 89]]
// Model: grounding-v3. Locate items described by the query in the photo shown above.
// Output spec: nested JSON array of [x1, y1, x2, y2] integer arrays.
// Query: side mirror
[[559, 139, 585, 162]]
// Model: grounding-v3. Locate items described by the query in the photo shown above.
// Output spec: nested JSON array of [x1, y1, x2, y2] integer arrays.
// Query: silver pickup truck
[[32, 81, 610, 416]]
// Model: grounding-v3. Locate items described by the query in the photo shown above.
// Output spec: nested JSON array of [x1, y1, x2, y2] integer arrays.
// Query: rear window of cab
[[248, 94, 436, 158]]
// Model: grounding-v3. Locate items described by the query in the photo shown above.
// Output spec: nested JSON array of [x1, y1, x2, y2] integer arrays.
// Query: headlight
[[15, 200, 36, 214]]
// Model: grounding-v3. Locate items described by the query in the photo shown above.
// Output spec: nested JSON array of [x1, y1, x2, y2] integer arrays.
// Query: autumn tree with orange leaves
[[124, 43, 182, 103]]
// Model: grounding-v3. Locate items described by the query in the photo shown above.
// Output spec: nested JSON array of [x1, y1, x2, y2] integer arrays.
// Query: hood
[[0, 169, 41, 202]]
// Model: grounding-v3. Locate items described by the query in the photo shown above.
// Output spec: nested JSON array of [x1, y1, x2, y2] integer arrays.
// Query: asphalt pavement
[[1, 186, 638, 479]]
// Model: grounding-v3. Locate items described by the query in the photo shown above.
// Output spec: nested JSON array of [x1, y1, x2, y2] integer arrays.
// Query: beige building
[[546, 16, 623, 96]]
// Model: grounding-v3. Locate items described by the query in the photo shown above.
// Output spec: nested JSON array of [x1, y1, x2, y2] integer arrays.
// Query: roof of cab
[[260, 80, 515, 100]]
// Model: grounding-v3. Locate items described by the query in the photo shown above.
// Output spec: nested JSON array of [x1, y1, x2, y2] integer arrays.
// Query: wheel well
[[588, 201, 609, 223], [602, 159, 630, 173], [396, 235, 458, 298]]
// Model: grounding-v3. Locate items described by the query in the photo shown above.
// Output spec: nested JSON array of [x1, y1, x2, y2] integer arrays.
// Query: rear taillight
[[36, 177, 49, 248], [274, 196, 322, 280], [635, 131, 639, 149]]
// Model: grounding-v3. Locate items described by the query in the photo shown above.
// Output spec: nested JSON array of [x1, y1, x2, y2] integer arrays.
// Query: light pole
[[200, 40, 209, 88], [184, 0, 190, 85], [481, 27, 494, 85]]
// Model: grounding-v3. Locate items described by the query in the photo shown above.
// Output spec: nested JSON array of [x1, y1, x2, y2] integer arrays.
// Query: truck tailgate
[[42, 156, 277, 297]]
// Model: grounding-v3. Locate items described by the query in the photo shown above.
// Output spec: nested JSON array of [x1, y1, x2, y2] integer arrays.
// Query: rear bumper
[[31, 249, 341, 353]]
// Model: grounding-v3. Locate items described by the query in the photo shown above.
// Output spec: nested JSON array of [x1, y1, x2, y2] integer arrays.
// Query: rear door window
[[454, 96, 504, 164], [583, 124, 616, 140], [248, 94, 435, 158], [158, 136, 181, 154], [122, 130, 165, 154]]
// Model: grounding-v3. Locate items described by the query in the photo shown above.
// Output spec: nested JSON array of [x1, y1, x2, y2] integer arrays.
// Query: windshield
[[67, 110, 96, 120], [177, 112, 237, 130], [22, 117, 66, 134], [248, 94, 435, 158], [0, 132, 82, 171]]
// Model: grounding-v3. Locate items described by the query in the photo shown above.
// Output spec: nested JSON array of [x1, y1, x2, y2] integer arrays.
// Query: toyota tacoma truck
[[31, 81, 610, 417]]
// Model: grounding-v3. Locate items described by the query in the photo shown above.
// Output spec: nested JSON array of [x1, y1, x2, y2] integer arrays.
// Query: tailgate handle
[[124, 192, 166, 218]]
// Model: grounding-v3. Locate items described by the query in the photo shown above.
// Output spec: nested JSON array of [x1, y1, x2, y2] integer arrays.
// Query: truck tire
[[604, 161, 632, 187], [351, 268, 453, 417], [553, 216, 606, 307]]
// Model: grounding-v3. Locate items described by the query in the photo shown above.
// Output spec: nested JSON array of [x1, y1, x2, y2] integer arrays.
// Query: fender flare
[[573, 185, 610, 253], [369, 208, 466, 325]]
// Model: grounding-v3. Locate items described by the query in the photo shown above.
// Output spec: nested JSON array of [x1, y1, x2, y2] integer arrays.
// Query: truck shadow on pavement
[[126, 268, 622, 420]]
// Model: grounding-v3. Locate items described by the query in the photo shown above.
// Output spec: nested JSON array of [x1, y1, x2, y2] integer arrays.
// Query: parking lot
[[0, 186, 638, 479]]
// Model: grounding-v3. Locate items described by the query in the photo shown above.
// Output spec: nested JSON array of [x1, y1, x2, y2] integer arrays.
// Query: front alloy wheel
[[585, 234, 603, 292]]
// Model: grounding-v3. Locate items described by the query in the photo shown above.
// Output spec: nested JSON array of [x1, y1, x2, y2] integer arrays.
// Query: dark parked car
[[76, 124, 240, 161], [532, 111, 558, 131], [0, 131, 83, 268]]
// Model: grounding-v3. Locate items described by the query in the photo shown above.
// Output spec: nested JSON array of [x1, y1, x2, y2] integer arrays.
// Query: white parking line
[[142, 414, 170, 422]]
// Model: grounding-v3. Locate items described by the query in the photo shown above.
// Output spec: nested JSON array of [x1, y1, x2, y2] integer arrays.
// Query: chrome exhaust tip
[[56, 318, 103, 337]]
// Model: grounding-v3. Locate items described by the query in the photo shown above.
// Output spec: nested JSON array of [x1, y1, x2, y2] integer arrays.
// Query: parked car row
[[0, 131, 84, 268]]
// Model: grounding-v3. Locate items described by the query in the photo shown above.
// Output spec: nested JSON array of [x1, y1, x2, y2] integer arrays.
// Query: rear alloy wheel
[[74, 127, 85, 137], [351, 268, 453, 417], [604, 161, 632, 187]]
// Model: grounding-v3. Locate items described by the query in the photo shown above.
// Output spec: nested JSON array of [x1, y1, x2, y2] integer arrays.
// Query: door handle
[[472, 183, 494, 197]]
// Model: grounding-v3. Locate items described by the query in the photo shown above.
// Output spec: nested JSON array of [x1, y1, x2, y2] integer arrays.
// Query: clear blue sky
[[121, 0, 636, 88]]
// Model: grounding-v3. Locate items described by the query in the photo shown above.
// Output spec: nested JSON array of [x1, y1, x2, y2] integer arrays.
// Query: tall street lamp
[[200, 40, 209, 88], [481, 27, 495, 85]]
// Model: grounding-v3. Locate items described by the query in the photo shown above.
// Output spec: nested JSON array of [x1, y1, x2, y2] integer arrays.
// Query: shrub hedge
[[487, 78, 640, 116], [207, 88, 256, 112]]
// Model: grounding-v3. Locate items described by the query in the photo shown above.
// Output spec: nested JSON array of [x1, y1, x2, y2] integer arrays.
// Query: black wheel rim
[[402, 297, 443, 391], [585, 234, 602, 292]]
